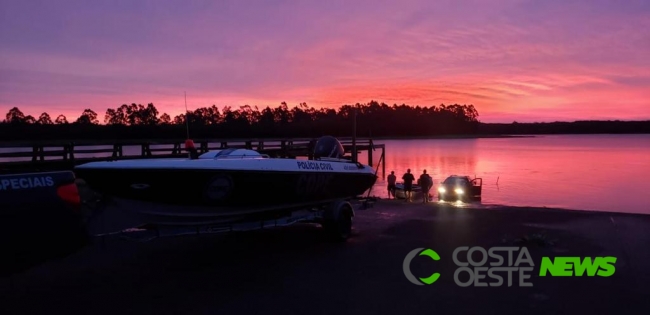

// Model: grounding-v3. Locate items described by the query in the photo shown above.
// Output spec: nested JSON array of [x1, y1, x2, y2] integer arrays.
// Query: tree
[[104, 103, 160, 125], [5, 107, 26, 123], [273, 102, 291, 124], [140, 103, 160, 125], [76, 109, 99, 124], [172, 113, 186, 125], [104, 105, 128, 125], [259, 106, 275, 127], [37, 112, 53, 124], [104, 108, 121, 125], [159, 113, 171, 124], [55, 114, 68, 124]]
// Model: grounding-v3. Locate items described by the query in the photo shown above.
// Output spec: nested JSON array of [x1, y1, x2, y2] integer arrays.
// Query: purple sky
[[1, 0, 649, 123]]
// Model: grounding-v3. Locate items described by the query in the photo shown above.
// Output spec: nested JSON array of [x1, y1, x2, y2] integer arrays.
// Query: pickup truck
[[0, 171, 89, 277]]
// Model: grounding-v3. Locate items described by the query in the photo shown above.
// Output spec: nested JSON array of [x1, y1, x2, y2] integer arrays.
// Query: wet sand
[[2, 199, 649, 315]]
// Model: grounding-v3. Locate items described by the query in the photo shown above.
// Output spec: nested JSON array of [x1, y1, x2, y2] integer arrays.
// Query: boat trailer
[[94, 197, 378, 243]]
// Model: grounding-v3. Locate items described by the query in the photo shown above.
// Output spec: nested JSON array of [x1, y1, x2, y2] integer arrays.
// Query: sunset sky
[[1, 0, 649, 123]]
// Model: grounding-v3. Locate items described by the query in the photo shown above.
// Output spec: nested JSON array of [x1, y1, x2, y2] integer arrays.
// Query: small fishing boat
[[393, 182, 433, 200]]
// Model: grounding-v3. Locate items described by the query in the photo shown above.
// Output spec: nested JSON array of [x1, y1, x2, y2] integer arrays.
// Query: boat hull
[[92, 196, 352, 227], [75, 165, 377, 208]]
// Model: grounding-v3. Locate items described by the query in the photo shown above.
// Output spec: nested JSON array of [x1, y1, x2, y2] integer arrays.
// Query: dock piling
[[381, 146, 385, 178]]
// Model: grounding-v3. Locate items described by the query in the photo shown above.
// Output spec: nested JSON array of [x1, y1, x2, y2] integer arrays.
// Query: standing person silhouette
[[402, 169, 415, 202], [387, 171, 396, 199], [419, 170, 433, 203]]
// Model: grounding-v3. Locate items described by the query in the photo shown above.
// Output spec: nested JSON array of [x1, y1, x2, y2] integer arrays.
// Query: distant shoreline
[[0, 135, 528, 146], [3, 133, 650, 146], [1, 118, 648, 142], [368, 133, 650, 141], [365, 134, 534, 140]]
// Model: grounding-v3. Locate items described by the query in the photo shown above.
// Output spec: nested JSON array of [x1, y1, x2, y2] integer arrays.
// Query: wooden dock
[[0, 137, 386, 176]]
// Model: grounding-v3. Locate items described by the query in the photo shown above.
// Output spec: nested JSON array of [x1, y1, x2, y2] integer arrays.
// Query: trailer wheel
[[322, 200, 354, 242]]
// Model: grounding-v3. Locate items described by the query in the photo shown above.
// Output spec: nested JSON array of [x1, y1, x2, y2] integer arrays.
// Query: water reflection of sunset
[[366, 135, 650, 214], [359, 139, 479, 182]]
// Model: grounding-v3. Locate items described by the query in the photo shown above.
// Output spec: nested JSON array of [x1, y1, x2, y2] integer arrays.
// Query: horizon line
[[4, 101, 650, 125]]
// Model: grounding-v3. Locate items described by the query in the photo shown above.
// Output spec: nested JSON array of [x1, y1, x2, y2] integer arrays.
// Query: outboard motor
[[313, 136, 345, 159]]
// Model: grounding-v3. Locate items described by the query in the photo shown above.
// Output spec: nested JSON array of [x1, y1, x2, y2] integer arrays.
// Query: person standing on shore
[[402, 169, 415, 202], [387, 171, 396, 199], [419, 170, 433, 203]]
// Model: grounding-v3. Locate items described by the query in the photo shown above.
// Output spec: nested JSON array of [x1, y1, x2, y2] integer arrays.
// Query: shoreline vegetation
[[1, 101, 649, 142]]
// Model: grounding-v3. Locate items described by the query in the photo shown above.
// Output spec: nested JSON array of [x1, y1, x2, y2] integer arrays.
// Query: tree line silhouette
[[0, 101, 480, 140], [1, 101, 648, 141], [479, 120, 650, 134]]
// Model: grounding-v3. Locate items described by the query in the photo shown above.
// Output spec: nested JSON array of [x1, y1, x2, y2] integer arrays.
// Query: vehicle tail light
[[57, 182, 81, 211]]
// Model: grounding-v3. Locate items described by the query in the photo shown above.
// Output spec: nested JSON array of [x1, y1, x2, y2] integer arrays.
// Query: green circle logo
[[403, 248, 441, 285]]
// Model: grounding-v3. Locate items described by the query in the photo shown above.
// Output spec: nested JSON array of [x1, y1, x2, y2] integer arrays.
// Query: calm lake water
[[360, 134, 650, 214], [1, 134, 648, 214]]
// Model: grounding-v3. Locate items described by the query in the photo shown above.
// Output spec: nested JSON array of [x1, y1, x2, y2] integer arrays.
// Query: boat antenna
[[184, 91, 190, 139], [352, 104, 358, 162], [183, 91, 198, 159]]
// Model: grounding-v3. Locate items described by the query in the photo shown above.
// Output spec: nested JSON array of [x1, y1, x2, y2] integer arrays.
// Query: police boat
[[74, 136, 377, 225]]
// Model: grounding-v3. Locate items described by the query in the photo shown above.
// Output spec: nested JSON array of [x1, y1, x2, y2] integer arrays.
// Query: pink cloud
[[1, 0, 649, 123]]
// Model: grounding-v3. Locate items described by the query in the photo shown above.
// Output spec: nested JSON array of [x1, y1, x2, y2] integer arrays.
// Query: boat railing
[[316, 157, 353, 163]]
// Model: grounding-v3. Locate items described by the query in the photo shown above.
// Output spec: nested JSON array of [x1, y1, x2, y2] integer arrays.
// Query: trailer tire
[[322, 200, 354, 242]]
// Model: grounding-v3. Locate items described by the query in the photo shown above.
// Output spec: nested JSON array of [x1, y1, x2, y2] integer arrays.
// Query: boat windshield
[[200, 148, 268, 159]]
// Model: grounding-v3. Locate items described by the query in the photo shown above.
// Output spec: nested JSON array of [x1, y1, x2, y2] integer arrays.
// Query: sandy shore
[[2, 199, 649, 314]]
